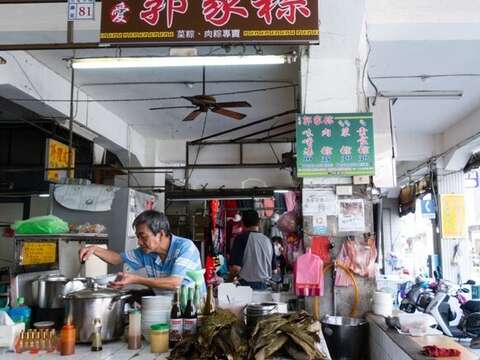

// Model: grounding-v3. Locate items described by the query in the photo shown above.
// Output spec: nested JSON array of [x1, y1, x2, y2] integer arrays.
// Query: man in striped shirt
[[79, 210, 203, 292]]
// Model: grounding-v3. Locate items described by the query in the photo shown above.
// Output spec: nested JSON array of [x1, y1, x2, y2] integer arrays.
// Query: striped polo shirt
[[121, 234, 204, 292]]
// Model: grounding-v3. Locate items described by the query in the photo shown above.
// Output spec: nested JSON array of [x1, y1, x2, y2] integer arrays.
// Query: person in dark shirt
[[229, 210, 275, 290]]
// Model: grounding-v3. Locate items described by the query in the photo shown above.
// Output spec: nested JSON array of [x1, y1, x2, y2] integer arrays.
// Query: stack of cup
[[141, 295, 172, 341], [373, 291, 393, 317]]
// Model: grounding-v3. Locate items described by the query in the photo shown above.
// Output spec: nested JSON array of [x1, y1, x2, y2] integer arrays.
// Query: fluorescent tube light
[[38, 193, 50, 198], [274, 189, 289, 193], [71, 54, 295, 69], [380, 90, 463, 99]]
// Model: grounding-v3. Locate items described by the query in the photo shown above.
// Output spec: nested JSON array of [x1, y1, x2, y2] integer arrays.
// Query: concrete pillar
[[437, 168, 471, 283]]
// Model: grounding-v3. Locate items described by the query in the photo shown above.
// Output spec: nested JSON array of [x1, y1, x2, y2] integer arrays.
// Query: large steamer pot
[[64, 285, 130, 343], [244, 303, 278, 333], [32, 274, 68, 309]]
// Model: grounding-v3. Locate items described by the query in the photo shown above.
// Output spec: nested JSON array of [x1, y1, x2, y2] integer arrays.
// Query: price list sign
[[296, 112, 375, 177]]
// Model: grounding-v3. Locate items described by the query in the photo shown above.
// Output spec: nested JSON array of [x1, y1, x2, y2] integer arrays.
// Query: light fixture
[[274, 189, 289, 193], [380, 90, 463, 99], [38, 193, 50, 198], [71, 54, 296, 70]]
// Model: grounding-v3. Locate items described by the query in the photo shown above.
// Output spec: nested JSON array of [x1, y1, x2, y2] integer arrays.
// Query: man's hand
[[79, 246, 97, 263], [108, 272, 140, 289]]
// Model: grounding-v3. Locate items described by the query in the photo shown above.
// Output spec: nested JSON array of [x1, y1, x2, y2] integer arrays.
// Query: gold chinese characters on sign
[[45, 138, 75, 183], [20, 242, 57, 266]]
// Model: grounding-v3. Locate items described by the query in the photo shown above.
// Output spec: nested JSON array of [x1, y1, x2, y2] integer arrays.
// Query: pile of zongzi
[[169, 310, 328, 360]]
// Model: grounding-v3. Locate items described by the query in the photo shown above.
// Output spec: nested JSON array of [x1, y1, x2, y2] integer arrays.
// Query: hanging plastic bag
[[12, 215, 69, 234]]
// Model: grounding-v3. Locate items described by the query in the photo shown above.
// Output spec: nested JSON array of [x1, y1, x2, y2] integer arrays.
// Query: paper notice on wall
[[302, 189, 337, 216], [312, 214, 328, 234], [338, 199, 365, 232], [54, 184, 119, 212], [21, 242, 56, 266]]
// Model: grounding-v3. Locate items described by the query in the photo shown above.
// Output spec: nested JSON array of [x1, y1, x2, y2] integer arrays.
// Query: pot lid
[[245, 302, 277, 313], [65, 287, 120, 299], [38, 274, 67, 282]]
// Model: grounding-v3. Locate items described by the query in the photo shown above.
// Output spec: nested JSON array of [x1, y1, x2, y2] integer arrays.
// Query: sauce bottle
[[169, 288, 183, 348], [183, 287, 197, 335], [60, 323, 76, 355]]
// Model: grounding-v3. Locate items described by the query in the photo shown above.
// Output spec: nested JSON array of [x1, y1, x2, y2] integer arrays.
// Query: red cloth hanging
[[311, 236, 331, 264]]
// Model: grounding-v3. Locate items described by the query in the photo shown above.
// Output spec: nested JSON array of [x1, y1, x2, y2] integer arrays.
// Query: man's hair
[[132, 210, 171, 236], [271, 236, 283, 244], [242, 210, 260, 228]]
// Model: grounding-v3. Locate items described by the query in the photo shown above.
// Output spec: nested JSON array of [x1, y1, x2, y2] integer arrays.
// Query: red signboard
[[100, 0, 319, 44]]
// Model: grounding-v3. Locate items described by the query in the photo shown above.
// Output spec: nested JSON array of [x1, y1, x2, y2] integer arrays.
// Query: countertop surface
[[368, 314, 479, 360], [1, 341, 168, 360]]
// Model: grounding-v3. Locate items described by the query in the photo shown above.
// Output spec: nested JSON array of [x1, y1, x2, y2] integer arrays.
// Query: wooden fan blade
[[150, 105, 197, 110], [183, 109, 203, 121], [211, 107, 246, 120], [214, 101, 251, 108]]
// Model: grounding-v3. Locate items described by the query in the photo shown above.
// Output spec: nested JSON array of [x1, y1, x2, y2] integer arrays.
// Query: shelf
[[14, 233, 108, 243]]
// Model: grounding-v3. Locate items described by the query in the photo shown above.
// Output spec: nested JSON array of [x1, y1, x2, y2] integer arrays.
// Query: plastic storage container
[[150, 323, 169, 353], [8, 297, 31, 329]]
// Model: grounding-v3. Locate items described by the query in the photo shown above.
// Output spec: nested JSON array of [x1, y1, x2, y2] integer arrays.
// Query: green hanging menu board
[[296, 112, 374, 177]]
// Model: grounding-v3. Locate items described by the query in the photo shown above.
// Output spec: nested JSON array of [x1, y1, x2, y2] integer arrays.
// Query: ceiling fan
[[149, 66, 252, 121]]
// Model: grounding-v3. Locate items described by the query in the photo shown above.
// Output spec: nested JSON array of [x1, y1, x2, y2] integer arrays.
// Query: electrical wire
[[361, 25, 372, 110], [185, 112, 208, 187], [10, 53, 43, 100], [364, 31, 379, 104], [4, 84, 296, 103], [301, 47, 310, 113]]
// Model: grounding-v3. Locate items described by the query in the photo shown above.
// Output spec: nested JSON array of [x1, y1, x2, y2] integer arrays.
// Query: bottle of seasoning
[[15, 330, 24, 353], [48, 329, 56, 353], [40, 330, 47, 351], [128, 309, 142, 350], [150, 323, 169, 353], [194, 284, 205, 329], [169, 288, 183, 348], [91, 318, 102, 352], [183, 287, 197, 335], [60, 323, 76, 356], [180, 284, 188, 314], [204, 284, 216, 316], [30, 330, 40, 354]]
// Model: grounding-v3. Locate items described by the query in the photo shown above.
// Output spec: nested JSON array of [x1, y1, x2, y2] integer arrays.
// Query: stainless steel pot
[[64, 284, 130, 343], [32, 274, 68, 309], [244, 302, 278, 333]]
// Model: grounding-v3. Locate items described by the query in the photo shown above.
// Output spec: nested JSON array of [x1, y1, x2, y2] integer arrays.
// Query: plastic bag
[[277, 211, 298, 233], [12, 215, 69, 234]]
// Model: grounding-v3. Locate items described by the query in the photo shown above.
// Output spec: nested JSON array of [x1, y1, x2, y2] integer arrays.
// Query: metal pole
[[185, 141, 190, 189], [68, 66, 75, 179]]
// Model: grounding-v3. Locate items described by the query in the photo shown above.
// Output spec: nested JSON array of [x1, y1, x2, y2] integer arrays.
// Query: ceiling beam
[[231, 121, 295, 141], [191, 109, 296, 144], [259, 129, 295, 141]]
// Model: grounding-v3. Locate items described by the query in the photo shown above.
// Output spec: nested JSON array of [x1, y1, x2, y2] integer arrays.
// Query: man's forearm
[[135, 276, 182, 290], [92, 246, 123, 265], [229, 265, 241, 281]]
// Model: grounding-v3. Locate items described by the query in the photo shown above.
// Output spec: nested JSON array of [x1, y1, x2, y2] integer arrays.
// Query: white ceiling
[[27, 46, 299, 140], [368, 39, 480, 134]]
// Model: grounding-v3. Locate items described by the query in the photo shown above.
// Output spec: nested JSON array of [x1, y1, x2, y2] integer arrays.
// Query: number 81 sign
[[68, 0, 95, 20]]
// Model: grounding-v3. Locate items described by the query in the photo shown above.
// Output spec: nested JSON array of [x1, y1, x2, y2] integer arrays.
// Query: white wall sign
[[338, 199, 365, 232], [68, 0, 95, 20]]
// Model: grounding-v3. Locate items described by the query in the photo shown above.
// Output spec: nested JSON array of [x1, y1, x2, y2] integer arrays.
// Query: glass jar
[[150, 323, 169, 353]]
